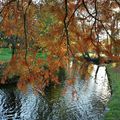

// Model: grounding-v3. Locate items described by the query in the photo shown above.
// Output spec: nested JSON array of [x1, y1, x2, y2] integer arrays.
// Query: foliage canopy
[[0, 0, 120, 92]]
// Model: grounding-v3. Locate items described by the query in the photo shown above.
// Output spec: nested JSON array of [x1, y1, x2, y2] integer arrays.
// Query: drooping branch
[[23, 0, 32, 62], [63, 0, 70, 54], [93, 0, 101, 58], [63, 0, 75, 58], [23, 13, 28, 61]]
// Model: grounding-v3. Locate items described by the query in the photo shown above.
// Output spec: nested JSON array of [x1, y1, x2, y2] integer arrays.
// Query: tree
[[0, 0, 120, 93]]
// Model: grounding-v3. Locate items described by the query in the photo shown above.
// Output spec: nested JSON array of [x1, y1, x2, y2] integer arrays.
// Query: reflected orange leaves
[[67, 79, 75, 86], [79, 63, 94, 80]]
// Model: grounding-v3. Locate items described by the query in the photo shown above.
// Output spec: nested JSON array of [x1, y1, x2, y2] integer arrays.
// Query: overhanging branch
[[23, 0, 32, 62]]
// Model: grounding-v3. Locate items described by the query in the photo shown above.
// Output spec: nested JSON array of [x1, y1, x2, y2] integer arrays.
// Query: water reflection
[[0, 86, 21, 119], [0, 65, 111, 120]]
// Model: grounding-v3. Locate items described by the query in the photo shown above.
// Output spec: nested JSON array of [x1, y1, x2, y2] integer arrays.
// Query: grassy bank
[[104, 65, 120, 120]]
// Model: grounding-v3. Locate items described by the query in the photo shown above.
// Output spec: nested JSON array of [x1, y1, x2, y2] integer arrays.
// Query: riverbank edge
[[104, 64, 120, 120]]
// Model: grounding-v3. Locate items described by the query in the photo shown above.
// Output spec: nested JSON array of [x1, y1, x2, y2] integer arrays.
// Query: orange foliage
[[0, 0, 120, 92]]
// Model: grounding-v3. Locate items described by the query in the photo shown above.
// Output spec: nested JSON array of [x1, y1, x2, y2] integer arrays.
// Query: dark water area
[[0, 65, 111, 120]]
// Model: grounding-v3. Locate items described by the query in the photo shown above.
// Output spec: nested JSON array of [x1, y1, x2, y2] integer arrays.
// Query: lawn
[[0, 48, 12, 62], [0, 48, 47, 62], [104, 65, 120, 120]]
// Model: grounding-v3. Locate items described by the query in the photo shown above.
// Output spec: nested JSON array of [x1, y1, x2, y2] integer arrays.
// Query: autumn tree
[[0, 0, 120, 92]]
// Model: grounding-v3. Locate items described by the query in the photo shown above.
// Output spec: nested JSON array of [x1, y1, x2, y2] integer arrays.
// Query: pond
[[0, 65, 111, 120]]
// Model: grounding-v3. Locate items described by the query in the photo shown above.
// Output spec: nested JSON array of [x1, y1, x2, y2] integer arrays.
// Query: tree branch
[[64, 0, 70, 51], [82, 0, 116, 42], [23, 0, 32, 62], [63, 0, 75, 58]]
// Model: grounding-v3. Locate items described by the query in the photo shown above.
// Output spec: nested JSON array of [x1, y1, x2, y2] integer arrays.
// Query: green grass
[[104, 65, 120, 120], [0, 48, 47, 62], [0, 48, 12, 62]]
